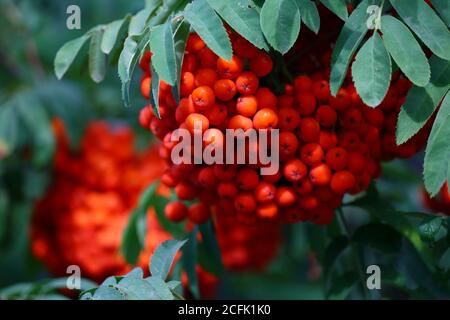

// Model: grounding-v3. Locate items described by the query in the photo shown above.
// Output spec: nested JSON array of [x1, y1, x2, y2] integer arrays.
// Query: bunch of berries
[[31, 119, 173, 282], [138, 30, 428, 227]]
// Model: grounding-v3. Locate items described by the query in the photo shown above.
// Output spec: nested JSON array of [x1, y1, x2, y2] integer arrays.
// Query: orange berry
[[276, 186, 297, 207], [255, 88, 277, 110], [186, 33, 205, 53], [253, 108, 278, 129], [326, 147, 348, 171], [316, 105, 337, 127], [236, 168, 259, 190], [297, 92, 317, 116], [236, 95, 258, 117], [185, 113, 209, 133], [165, 201, 188, 222], [192, 86, 216, 110], [214, 79, 237, 101], [195, 68, 218, 87], [299, 118, 320, 142], [330, 171, 356, 194], [140, 76, 151, 99], [188, 203, 210, 224], [255, 182, 276, 203], [198, 47, 218, 68], [294, 75, 313, 92], [228, 115, 254, 130], [205, 103, 228, 126], [249, 52, 273, 77], [256, 203, 278, 219], [180, 72, 195, 97], [283, 159, 308, 182], [217, 55, 244, 79], [234, 192, 257, 213], [309, 164, 332, 186], [300, 143, 324, 166], [236, 72, 259, 95], [278, 108, 301, 131]]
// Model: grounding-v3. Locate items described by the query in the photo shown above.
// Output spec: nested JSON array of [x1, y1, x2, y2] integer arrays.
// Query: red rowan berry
[[319, 131, 338, 150], [236, 72, 259, 95], [175, 97, 196, 123], [309, 164, 332, 186], [347, 152, 366, 174], [198, 47, 218, 68], [192, 86, 215, 110], [214, 79, 237, 101], [283, 159, 307, 182], [255, 88, 277, 110], [234, 192, 257, 213], [249, 52, 273, 77], [228, 115, 254, 130], [255, 182, 276, 203], [296, 178, 314, 195], [188, 203, 210, 224], [218, 181, 238, 199], [175, 181, 197, 200], [330, 88, 351, 111], [165, 201, 188, 222], [253, 108, 278, 129], [213, 164, 237, 181], [263, 170, 282, 184], [294, 75, 313, 92], [330, 171, 356, 194], [186, 33, 205, 53], [276, 186, 297, 207], [298, 194, 319, 210], [300, 143, 324, 166], [277, 95, 295, 108], [180, 72, 195, 97], [312, 80, 330, 101], [279, 132, 299, 160], [342, 108, 363, 130], [205, 104, 228, 126], [185, 113, 209, 133], [195, 68, 218, 87], [236, 95, 258, 117], [140, 76, 151, 99], [217, 55, 244, 79], [182, 52, 198, 73], [139, 105, 153, 129], [278, 108, 300, 131], [316, 105, 337, 127], [236, 168, 259, 190], [233, 36, 258, 58], [297, 92, 317, 116], [340, 132, 360, 151], [364, 108, 385, 127], [198, 167, 218, 188], [326, 147, 348, 171], [299, 118, 320, 142], [256, 203, 278, 219]]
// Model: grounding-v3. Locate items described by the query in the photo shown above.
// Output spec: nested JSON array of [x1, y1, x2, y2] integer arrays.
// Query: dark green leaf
[[320, 0, 348, 21], [352, 33, 391, 107], [439, 248, 450, 272], [184, 0, 232, 60], [172, 19, 190, 104], [129, 7, 153, 36], [198, 221, 224, 276], [424, 92, 450, 195], [206, 0, 268, 50], [323, 236, 348, 275], [150, 239, 187, 280], [120, 207, 147, 264], [431, 0, 450, 27], [419, 217, 447, 242], [390, 0, 450, 60], [396, 55, 450, 145], [352, 223, 402, 254], [295, 0, 320, 34], [260, 0, 301, 54], [150, 22, 177, 85], [54, 34, 90, 79], [0, 105, 19, 155], [381, 15, 430, 87], [150, 63, 161, 118], [330, 0, 372, 96], [181, 229, 200, 298]]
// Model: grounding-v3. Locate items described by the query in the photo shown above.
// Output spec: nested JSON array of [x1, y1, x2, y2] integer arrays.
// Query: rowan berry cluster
[[139, 30, 427, 227], [31, 119, 175, 282]]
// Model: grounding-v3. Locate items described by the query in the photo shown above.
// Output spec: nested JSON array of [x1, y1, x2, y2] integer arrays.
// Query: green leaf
[[88, 29, 107, 83], [146, 277, 175, 300], [352, 33, 391, 107], [118, 32, 149, 107], [0, 105, 18, 154], [150, 239, 187, 280], [424, 93, 450, 196], [150, 22, 177, 86], [184, 0, 232, 60], [181, 229, 200, 298], [206, 0, 268, 50], [129, 7, 153, 36], [396, 55, 450, 145], [352, 223, 402, 254], [198, 221, 224, 276], [260, 0, 301, 54], [330, 0, 372, 96], [431, 0, 450, 27], [320, 0, 348, 21], [419, 217, 447, 242], [295, 0, 320, 34], [390, 0, 450, 60], [120, 207, 147, 264], [326, 271, 358, 298], [381, 15, 430, 87], [150, 63, 161, 118], [101, 16, 131, 54], [172, 19, 191, 104], [54, 34, 90, 79]]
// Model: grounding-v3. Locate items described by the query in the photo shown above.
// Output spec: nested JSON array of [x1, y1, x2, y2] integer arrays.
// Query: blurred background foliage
[[0, 0, 449, 300]]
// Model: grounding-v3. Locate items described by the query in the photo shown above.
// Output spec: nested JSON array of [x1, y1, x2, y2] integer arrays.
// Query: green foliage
[[260, 0, 301, 54], [82, 239, 186, 300], [381, 15, 430, 87], [320, 0, 348, 21], [149, 22, 177, 86], [424, 91, 450, 196], [295, 0, 320, 34], [396, 56, 450, 145], [352, 33, 391, 107]]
